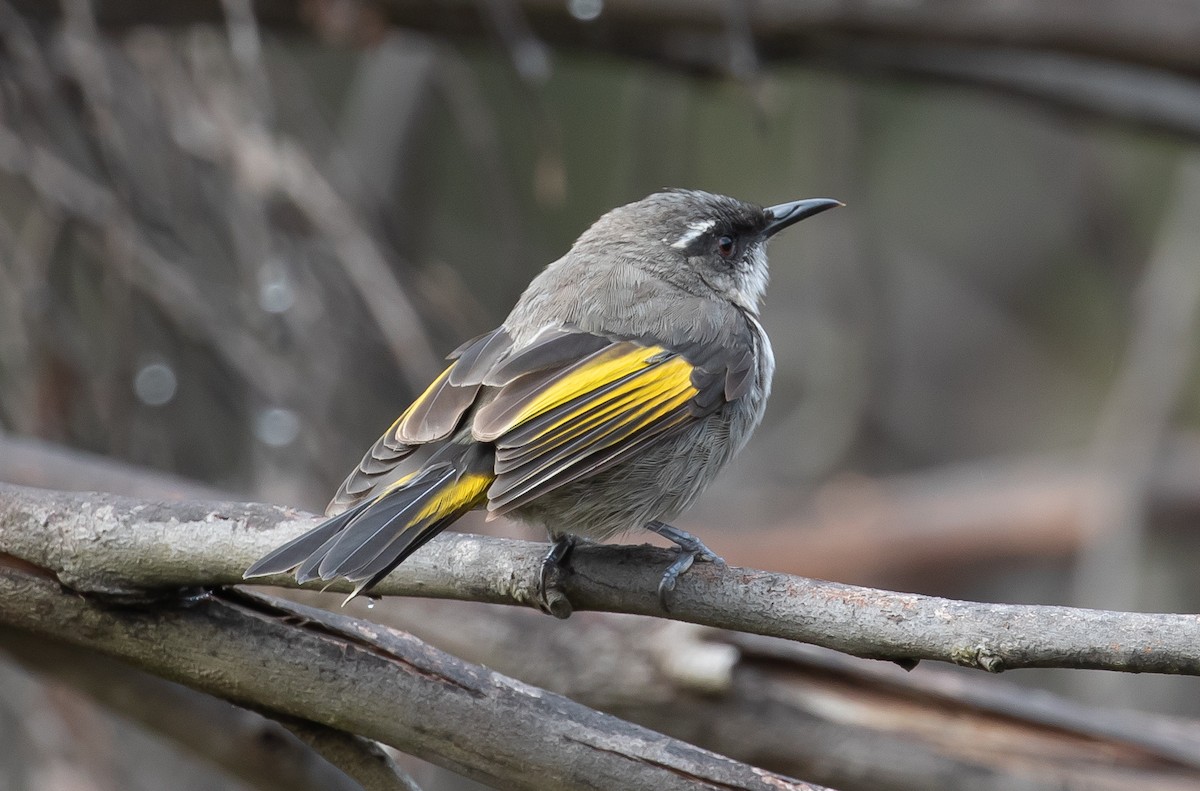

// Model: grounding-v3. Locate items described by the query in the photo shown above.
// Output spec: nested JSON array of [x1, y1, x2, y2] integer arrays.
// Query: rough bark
[[10, 430, 1200, 594], [2, 482, 1199, 676], [0, 564, 817, 791], [0, 627, 378, 791], [348, 597, 1200, 791]]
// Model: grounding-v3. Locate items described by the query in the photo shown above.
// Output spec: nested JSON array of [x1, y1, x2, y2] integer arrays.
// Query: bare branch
[[272, 716, 424, 791], [1077, 156, 1200, 604], [0, 627, 367, 791], [349, 597, 1200, 789], [0, 563, 818, 791], [2, 482, 1199, 675], [11, 427, 1200, 596], [272, 141, 442, 389]]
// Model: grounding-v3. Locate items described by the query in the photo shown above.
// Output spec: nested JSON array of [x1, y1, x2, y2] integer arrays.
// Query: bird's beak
[[763, 198, 843, 238]]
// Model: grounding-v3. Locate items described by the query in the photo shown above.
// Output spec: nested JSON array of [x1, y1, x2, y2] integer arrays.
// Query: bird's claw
[[537, 535, 576, 619], [647, 521, 725, 610]]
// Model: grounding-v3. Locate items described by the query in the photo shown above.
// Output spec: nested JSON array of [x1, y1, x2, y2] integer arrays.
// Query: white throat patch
[[732, 245, 770, 311]]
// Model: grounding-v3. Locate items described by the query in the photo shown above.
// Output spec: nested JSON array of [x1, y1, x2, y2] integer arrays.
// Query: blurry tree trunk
[[13, 0, 1200, 137]]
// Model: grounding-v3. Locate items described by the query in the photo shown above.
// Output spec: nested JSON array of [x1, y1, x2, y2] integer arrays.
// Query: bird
[[244, 189, 840, 609]]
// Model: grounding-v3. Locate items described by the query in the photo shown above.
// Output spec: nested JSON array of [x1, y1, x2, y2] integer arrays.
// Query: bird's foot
[[646, 520, 725, 609], [537, 534, 577, 619]]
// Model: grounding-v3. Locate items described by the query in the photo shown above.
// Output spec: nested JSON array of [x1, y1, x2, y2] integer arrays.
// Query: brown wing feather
[[327, 328, 513, 514], [482, 328, 612, 387], [448, 327, 513, 386]]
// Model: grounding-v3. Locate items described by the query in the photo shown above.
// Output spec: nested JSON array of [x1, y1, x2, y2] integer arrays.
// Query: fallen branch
[[0, 561, 817, 791], [1, 482, 1198, 675], [347, 597, 1200, 790], [0, 627, 373, 791], [272, 716, 424, 791]]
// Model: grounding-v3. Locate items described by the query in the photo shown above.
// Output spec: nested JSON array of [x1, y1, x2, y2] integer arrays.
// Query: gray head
[[570, 189, 840, 313]]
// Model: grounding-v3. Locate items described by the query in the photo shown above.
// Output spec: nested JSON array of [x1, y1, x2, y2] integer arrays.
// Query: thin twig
[[272, 141, 443, 389]]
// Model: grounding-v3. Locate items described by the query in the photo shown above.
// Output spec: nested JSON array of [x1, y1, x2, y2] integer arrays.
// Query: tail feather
[[316, 464, 457, 580], [295, 521, 361, 585], [243, 506, 363, 579], [245, 442, 494, 600], [348, 512, 462, 595]]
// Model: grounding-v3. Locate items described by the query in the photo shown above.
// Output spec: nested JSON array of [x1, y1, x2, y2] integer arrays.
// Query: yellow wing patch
[[519, 354, 694, 444], [413, 472, 493, 523], [372, 469, 421, 501], [485, 346, 696, 436], [514, 379, 664, 456], [483, 344, 702, 513], [528, 363, 693, 457], [506, 346, 663, 426]]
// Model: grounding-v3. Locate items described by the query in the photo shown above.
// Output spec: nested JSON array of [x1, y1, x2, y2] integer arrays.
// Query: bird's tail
[[243, 442, 494, 600]]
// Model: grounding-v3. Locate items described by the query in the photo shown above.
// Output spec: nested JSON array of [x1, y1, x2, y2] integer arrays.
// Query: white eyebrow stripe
[[670, 219, 717, 250]]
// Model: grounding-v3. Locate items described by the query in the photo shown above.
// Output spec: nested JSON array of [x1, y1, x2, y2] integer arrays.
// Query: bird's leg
[[646, 520, 725, 608], [536, 534, 577, 619]]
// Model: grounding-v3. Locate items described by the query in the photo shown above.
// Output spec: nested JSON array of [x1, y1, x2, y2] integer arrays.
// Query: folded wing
[[246, 322, 753, 596], [475, 336, 734, 515]]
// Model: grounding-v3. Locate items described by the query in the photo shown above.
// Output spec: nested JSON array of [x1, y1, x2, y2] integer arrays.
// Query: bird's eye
[[716, 235, 737, 258]]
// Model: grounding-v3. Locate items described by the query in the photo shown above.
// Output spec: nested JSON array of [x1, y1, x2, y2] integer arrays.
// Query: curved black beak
[[763, 198, 842, 238]]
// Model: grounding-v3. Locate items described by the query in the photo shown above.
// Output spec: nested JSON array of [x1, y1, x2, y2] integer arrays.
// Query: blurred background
[[3, 1, 1200, 789]]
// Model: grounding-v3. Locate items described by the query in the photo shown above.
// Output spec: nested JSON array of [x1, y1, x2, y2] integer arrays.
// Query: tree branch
[[345, 596, 1200, 789], [11, 429, 1200, 594], [271, 715, 424, 791], [2, 482, 1199, 675], [0, 627, 371, 791], [0, 561, 817, 791]]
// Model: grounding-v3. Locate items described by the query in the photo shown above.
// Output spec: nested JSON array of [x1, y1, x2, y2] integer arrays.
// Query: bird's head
[[572, 189, 841, 313]]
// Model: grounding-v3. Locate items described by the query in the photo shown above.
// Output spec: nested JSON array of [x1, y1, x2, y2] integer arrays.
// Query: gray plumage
[[244, 189, 839, 597]]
